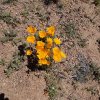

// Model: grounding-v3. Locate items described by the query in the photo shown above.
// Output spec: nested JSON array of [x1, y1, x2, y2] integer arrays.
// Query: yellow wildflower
[[39, 59, 50, 65], [46, 43, 52, 49], [36, 41, 45, 50], [61, 51, 66, 58], [39, 30, 46, 38], [46, 38, 53, 48], [47, 38, 53, 44], [37, 54, 45, 59], [54, 38, 61, 45], [26, 36, 35, 44], [53, 47, 60, 55], [53, 47, 66, 62], [37, 49, 50, 59], [53, 55, 62, 62], [45, 49, 50, 57], [46, 26, 55, 36], [27, 26, 37, 34], [26, 50, 32, 55]]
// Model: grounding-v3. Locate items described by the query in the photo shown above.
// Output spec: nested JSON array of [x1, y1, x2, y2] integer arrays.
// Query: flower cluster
[[26, 25, 66, 66]]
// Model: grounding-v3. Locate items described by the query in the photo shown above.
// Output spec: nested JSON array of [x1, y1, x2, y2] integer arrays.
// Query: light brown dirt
[[0, 66, 48, 100], [0, 0, 100, 100]]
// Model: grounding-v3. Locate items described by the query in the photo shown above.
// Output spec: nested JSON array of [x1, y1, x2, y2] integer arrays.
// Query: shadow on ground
[[0, 93, 9, 100], [18, 45, 48, 72]]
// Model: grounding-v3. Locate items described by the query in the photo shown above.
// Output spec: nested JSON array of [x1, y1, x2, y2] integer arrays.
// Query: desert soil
[[0, 0, 100, 100]]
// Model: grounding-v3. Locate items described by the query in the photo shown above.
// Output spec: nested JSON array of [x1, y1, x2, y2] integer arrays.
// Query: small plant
[[47, 83, 57, 100], [77, 38, 87, 48], [0, 59, 5, 66], [44, 0, 58, 5], [86, 87, 99, 95], [89, 62, 100, 83], [4, 51, 25, 76], [0, 29, 17, 44], [2, 0, 18, 4], [25, 25, 66, 68], [45, 71, 58, 100], [64, 23, 76, 38], [0, 12, 20, 27], [21, 10, 29, 18], [73, 57, 100, 83], [96, 38, 100, 53], [93, 0, 100, 6], [73, 53, 91, 82]]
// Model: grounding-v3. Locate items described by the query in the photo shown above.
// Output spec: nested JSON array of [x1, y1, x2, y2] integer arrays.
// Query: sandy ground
[[0, 0, 100, 100]]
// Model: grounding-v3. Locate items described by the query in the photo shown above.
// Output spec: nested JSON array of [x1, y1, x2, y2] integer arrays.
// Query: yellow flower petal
[[46, 43, 52, 49], [54, 38, 61, 45], [37, 49, 50, 59], [53, 47, 66, 62], [61, 51, 66, 58], [53, 55, 62, 62], [26, 50, 32, 55], [27, 26, 37, 34], [47, 38, 53, 44], [53, 47, 61, 55], [39, 59, 50, 65], [36, 41, 45, 50], [46, 26, 55, 36], [39, 30, 46, 38], [46, 38, 53, 48], [26, 36, 35, 44]]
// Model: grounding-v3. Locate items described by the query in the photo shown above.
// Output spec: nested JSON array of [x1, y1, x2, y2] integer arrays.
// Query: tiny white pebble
[[52, 87, 55, 90]]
